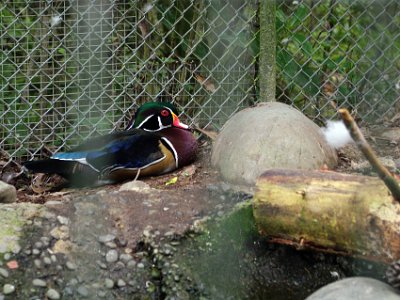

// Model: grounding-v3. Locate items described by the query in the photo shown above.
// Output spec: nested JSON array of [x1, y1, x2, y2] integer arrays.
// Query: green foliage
[[276, 1, 400, 120]]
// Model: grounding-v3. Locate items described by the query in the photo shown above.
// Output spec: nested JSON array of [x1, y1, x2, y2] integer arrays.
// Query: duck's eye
[[160, 109, 170, 117]]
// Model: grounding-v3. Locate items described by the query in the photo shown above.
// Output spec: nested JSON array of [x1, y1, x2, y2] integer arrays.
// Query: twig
[[193, 126, 218, 141], [338, 108, 400, 202]]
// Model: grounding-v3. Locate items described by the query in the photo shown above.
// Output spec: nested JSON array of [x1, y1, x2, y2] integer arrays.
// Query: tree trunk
[[253, 169, 400, 263]]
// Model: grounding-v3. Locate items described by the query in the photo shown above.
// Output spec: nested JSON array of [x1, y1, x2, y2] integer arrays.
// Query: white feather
[[50, 15, 62, 27], [321, 120, 353, 149]]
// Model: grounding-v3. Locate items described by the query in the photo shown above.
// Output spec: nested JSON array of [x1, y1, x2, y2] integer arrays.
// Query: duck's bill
[[172, 113, 189, 129]]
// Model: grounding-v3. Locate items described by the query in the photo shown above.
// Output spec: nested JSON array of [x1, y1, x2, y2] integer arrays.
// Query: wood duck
[[23, 102, 198, 185]]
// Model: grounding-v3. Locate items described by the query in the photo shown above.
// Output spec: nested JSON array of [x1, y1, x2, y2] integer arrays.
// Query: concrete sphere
[[306, 277, 400, 300], [211, 102, 337, 186]]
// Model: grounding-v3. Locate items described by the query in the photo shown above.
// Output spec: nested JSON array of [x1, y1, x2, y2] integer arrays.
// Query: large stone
[[0, 180, 16, 203], [211, 102, 337, 186], [306, 277, 400, 300]]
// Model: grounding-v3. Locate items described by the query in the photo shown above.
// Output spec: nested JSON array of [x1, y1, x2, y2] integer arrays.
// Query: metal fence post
[[259, 0, 276, 102]]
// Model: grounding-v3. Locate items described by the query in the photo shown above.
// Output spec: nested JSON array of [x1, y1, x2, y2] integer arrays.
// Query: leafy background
[[1, 0, 399, 161]]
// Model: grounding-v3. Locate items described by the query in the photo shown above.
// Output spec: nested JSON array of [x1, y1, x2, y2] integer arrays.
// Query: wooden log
[[253, 169, 400, 263]]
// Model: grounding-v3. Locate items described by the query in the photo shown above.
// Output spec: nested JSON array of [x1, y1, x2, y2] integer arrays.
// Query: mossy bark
[[253, 169, 400, 263]]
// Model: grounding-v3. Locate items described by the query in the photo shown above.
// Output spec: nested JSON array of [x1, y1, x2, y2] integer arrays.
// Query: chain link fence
[[1, 0, 399, 165]]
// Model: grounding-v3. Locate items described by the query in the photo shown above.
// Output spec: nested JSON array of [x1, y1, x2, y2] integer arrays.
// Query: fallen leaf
[[194, 73, 217, 93], [138, 19, 149, 37], [30, 174, 54, 194], [194, 126, 218, 140], [165, 176, 178, 186]]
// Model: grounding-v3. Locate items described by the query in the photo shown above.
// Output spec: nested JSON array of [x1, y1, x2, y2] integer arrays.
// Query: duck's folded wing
[[85, 133, 166, 175], [68, 129, 143, 152]]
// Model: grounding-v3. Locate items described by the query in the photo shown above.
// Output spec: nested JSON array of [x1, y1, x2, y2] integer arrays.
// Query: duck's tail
[[23, 159, 98, 183]]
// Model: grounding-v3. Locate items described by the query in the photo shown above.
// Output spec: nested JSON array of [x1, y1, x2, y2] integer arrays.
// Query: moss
[[171, 200, 260, 299], [0, 204, 44, 256]]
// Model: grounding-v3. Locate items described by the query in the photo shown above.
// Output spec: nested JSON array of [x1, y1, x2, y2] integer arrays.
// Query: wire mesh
[[276, 0, 400, 122], [1, 0, 399, 166]]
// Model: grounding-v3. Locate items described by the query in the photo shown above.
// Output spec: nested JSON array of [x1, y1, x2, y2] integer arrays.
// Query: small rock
[[92, 283, 100, 289], [46, 288, 61, 299], [64, 286, 73, 296], [105, 250, 118, 263], [32, 279, 47, 287], [33, 219, 42, 227], [114, 261, 125, 271], [137, 262, 145, 269], [104, 278, 114, 289], [68, 278, 78, 286], [50, 226, 70, 240], [98, 291, 107, 298], [126, 260, 136, 269], [119, 180, 151, 192], [98, 234, 115, 244], [117, 279, 126, 287], [0, 181, 16, 203], [44, 200, 62, 207], [3, 254, 10, 261], [66, 261, 77, 270], [128, 280, 137, 287], [32, 248, 40, 255], [116, 238, 127, 247], [164, 231, 174, 237], [124, 248, 133, 255], [105, 242, 117, 249], [40, 237, 50, 247], [56, 216, 69, 225], [96, 260, 107, 269], [0, 268, 9, 278], [77, 285, 89, 297], [34, 242, 44, 249], [52, 240, 75, 254], [43, 257, 52, 265], [120, 254, 133, 263], [51, 255, 57, 263], [11, 244, 21, 254], [3, 284, 15, 294], [34, 259, 42, 269]]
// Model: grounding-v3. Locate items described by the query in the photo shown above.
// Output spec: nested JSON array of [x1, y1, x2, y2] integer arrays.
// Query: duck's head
[[127, 102, 189, 131]]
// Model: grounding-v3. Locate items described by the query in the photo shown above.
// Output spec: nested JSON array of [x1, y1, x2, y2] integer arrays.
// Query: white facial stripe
[[132, 107, 178, 131], [143, 124, 171, 132], [136, 115, 154, 129], [161, 137, 178, 168]]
